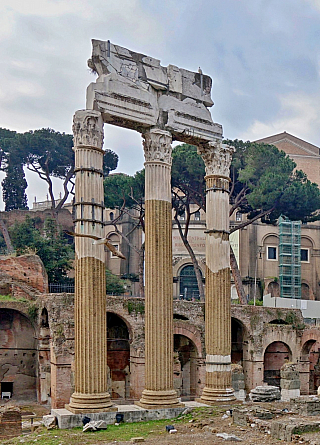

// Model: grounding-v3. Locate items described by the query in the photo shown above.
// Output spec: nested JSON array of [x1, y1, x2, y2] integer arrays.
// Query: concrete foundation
[[52, 401, 207, 429]]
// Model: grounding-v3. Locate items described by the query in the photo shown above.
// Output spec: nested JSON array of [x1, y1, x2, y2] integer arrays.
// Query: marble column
[[137, 127, 182, 409], [197, 140, 236, 404], [67, 110, 115, 413]]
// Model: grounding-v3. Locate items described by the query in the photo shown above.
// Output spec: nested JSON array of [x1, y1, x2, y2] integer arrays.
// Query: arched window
[[179, 265, 202, 301], [110, 212, 114, 221]]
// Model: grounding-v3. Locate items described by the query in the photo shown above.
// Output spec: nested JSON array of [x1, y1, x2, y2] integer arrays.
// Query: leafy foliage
[[0, 127, 119, 210], [227, 139, 320, 226], [106, 269, 127, 295], [104, 170, 145, 210], [2, 163, 28, 211], [171, 144, 205, 210], [171, 141, 320, 227], [9, 216, 73, 283]]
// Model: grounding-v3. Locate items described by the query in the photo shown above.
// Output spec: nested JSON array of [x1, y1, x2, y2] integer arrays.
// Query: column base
[[197, 387, 236, 405], [135, 389, 184, 409], [66, 392, 117, 414]]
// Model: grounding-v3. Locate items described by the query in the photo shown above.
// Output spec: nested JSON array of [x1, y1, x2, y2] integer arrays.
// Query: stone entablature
[[86, 40, 222, 144]]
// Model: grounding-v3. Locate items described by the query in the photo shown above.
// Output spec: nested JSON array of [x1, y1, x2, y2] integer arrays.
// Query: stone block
[[281, 388, 300, 402], [271, 419, 320, 442], [291, 396, 320, 416], [52, 406, 185, 429], [0, 406, 22, 439], [234, 389, 246, 402], [249, 385, 281, 402], [233, 408, 250, 426], [42, 415, 57, 429], [280, 379, 300, 390], [280, 370, 299, 380]]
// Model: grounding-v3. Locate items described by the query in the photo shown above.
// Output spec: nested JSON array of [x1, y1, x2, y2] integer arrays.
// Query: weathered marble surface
[[86, 40, 222, 143]]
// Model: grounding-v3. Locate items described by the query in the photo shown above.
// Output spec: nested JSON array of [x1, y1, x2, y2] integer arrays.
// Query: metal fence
[[49, 283, 75, 293]]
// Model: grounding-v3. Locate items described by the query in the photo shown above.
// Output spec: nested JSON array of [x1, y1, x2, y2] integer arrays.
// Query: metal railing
[[49, 283, 75, 293]]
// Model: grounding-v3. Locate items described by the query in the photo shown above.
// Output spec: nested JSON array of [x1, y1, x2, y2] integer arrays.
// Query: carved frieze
[[197, 140, 234, 178], [142, 128, 172, 164], [73, 110, 104, 149], [86, 40, 223, 144]]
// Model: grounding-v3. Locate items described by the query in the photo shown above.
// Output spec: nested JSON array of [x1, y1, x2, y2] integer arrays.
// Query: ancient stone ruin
[[67, 40, 235, 413]]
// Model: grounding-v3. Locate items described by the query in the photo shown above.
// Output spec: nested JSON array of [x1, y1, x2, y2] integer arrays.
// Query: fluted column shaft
[[137, 128, 181, 408], [198, 141, 235, 403], [67, 110, 114, 413]]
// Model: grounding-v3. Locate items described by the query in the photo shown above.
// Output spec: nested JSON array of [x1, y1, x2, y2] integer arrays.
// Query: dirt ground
[[3, 401, 320, 445]]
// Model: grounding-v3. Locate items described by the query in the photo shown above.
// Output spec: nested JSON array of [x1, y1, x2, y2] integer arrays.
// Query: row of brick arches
[[0, 308, 320, 402]]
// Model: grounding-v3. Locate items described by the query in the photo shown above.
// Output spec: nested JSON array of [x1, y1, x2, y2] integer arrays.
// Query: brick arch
[[0, 308, 37, 401], [262, 332, 296, 359], [300, 329, 320, 395], [106, 310, 133, 343], [301, 329, 320, 351], [174, 321, 203, 358]]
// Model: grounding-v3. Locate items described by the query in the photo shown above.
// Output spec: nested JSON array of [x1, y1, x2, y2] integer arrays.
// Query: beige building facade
[[169, 132, 320, 303]]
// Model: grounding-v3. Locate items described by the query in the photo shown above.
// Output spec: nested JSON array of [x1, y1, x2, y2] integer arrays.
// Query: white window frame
[[267, 245, 278, 261], [110, 244, 119, 258], [301, 248, 310, 263], [236, 212, 242, 222]]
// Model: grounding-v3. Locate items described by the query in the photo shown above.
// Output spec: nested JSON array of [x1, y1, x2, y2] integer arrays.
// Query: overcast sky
[[1, 0, 320, 209]]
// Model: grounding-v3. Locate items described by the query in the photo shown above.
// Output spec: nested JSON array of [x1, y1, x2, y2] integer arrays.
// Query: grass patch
[[0, 294, 28, 303], [4, 407, 225, 445], [5, 418, 174, 444]]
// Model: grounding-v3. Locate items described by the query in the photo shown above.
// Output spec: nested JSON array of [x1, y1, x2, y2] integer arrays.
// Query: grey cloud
[[0, 0, 320, 208]]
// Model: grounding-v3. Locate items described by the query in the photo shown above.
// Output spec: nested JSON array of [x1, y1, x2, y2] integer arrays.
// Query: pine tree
[[2, 163, 28, 211]]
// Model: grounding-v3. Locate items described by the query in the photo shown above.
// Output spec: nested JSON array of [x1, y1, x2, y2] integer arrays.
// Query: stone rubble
[[249, 385, 281, 402], [82, 419, 108, 432]]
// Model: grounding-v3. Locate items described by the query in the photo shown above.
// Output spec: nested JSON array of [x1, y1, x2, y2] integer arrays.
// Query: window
[[179, 212, 185, 221], [109, 212, 114, 221], [179, 265, 202, 300], [301, 248, 309, 263], [267, 246, 277, 260], [194, 211, 200, 221], [110, 244, 119, 258], [236, 212, 242, 222]]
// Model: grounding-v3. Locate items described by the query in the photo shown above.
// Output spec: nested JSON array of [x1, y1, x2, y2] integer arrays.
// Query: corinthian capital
[[142, 128, 172, 165], [73, 110, 104, 149], [197, 139, 234, 177]]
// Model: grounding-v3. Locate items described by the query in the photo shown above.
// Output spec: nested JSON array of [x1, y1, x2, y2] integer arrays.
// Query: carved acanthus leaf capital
[[73, 110, 104, 149], [197, 139, 234, 177], [142, 128, 172, 164]]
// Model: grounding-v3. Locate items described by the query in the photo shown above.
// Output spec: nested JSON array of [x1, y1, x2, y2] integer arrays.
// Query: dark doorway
[[301, 340, 320, 394], [0, 309, 37, 401], [231, 318, 244, 364], [174, 334, 198, 400], [264, 341, 292, 387], [107, 313, 130, 400], [1, 382, 13, 398]]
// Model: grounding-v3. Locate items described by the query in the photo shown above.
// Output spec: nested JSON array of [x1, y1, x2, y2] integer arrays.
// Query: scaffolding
[[279, 216, 301, 299]]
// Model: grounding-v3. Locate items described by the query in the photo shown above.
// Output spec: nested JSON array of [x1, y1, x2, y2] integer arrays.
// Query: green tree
[[106, 269, 127, 295], [0, 127, 119, 211], [2, 163, 28, 211], [171, 144, 206, 300], [10, 216, 73, 283], [172, 141, 320, 303], [104, 171, 145, 297], [226, 140, 320, 303], [0, 129, 28, 211]]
